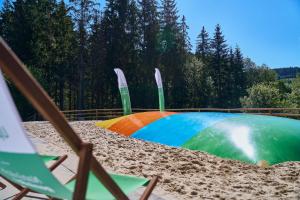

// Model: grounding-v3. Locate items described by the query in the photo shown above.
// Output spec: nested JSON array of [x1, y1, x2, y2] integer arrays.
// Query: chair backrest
[[0, 70, 72, 199]]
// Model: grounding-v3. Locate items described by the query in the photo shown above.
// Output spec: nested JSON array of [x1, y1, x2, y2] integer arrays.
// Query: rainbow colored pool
[[96, 112, 300, 165]]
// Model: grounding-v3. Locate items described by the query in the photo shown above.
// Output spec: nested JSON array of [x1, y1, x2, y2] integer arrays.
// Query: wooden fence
[[60, 108, 300, 121]]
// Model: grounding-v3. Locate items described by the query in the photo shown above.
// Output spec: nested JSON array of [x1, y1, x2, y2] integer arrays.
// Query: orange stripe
[[95, 116, 126, 129], [109, 111, 175, 136]]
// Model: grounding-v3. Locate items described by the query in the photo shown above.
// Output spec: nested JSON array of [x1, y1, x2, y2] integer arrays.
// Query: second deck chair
[[0, 37, 158, 200]]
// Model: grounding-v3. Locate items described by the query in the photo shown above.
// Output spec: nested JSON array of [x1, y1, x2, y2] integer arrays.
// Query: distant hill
[[273, 67, 300, 79]]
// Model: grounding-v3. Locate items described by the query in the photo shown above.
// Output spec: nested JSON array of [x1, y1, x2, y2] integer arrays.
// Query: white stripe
[[0, 70, 35, 154], [155, 68, 163, 88], [114, 68, 128, 88]]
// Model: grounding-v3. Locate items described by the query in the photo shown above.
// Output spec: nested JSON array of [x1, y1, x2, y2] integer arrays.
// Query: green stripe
[[0, 152, 72, 199], [40, 155, 59, 163], [183, 115, 300, 165], [120, 87, 132, 115], [66, 172, 149, 200], [158, 87, 165, 111]]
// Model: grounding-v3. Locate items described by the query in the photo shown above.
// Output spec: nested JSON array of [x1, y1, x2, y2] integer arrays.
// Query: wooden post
[[73, 143, 93, 200], [0, 37, 129, 200]]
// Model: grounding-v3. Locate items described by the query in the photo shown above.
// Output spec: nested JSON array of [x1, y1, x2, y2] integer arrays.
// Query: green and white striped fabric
[[114, 68, 132, 115], [155, 68, 165, 111]]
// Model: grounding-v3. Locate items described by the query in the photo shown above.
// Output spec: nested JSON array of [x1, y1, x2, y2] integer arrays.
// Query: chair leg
[[13, 188, 30, 200], [139, 176, 159, 200], [0, 181, 6, 190], [73, 143, 93, 200], [11, 155, 68, 200], [49, 155, 68, 171]]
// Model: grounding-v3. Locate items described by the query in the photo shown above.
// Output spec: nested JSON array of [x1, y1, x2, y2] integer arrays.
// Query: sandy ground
[[24, 121, 300, 200]]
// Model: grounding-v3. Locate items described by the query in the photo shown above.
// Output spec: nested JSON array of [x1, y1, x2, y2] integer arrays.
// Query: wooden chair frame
[[0, 37, 158, 200]]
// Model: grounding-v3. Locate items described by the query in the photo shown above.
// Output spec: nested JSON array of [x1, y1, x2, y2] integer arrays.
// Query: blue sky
[[1, 0, 299, 68], [176, 0, 300, 68]]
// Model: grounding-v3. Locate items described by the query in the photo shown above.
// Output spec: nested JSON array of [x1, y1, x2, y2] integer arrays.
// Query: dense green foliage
[[0, 0, 296, 120], [241, 76, 300, 108], [241, 83, 283, 108], [274, 67, 300, 79]]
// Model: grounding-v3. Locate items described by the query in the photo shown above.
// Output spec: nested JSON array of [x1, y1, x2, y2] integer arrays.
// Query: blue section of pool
[[131, 112, 240, 147]]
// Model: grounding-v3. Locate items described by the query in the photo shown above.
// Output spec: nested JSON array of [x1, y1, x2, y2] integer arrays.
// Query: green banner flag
[[155, 68, 165, 111], [114, 68, 132, 115]]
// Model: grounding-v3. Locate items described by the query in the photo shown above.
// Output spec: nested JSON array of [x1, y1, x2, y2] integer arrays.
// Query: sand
[[24, 121, 300, 200]]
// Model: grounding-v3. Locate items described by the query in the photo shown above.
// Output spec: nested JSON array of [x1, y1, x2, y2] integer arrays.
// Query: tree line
[[0, 0, 288, 120]]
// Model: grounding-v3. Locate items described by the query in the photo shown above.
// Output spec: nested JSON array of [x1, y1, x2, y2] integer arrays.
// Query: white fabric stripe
[[0, 70, 35, 154], [114, 68, 128, 88], [155, 68, 163, 88]]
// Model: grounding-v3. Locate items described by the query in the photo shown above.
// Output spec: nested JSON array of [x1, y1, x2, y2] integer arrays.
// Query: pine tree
[[52, 0, 77, 110], [139, 0, 160, 68], [87, 9, 107, 108], [194, 26, 212, 106], [138, 0, 160, 107], [210, 24, 229, 107], [70, 0, 96, 110], [159, 0, 179, 53], [232, 46, 245, 106], [226, 47, 235, 107], [102, 0, 129, 67], [195, 26, 210, 62], [179, 15, 191, 53], [175, 15, 191, 107], [159, 0, 187, 107], [102, 0, 130, 108], [124, 0, 143, 107]]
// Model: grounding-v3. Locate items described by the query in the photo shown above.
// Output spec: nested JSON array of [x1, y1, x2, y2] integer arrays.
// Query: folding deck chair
[[0, 37, 158, 200]]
